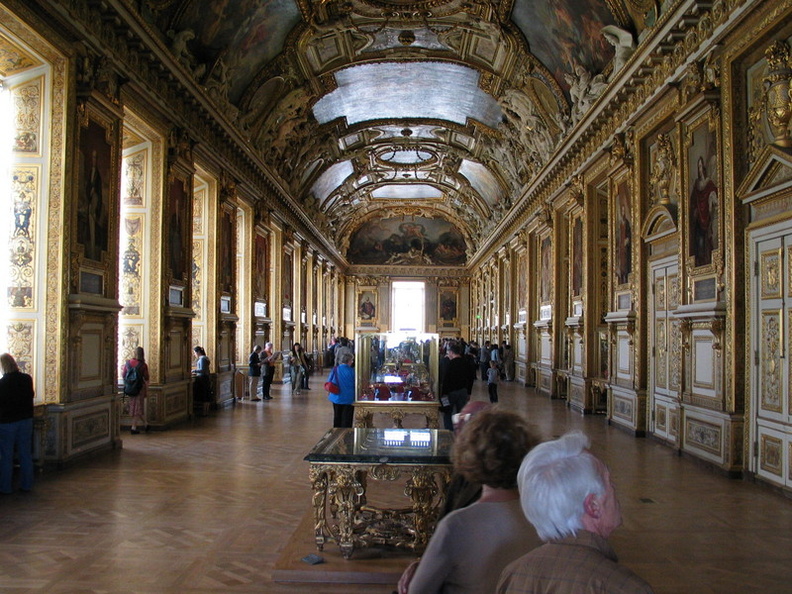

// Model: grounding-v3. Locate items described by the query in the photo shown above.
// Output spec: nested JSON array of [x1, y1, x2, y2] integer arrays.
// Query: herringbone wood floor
[[1, 378, 792, 593]]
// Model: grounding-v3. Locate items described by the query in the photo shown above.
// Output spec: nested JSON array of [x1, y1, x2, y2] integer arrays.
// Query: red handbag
[[324, 366, 341, 394]]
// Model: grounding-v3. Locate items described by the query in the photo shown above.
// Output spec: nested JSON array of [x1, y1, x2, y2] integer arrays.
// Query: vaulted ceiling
[[142, 0, 653, 267]]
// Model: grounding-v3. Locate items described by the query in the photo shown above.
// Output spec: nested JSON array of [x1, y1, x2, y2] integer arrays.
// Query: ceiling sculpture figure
[[142, 0, 648, 267]]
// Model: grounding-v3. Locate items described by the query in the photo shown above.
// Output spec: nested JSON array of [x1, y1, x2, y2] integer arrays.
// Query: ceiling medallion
[[398, 30, 416, 45], [374, 144, 438, 168]]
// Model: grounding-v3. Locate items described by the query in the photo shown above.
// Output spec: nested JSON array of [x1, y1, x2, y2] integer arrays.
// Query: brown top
[[497, 530, 654, 594]]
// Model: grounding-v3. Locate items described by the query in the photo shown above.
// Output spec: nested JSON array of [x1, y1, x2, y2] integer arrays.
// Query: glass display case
[[354, 332, 440, 428]]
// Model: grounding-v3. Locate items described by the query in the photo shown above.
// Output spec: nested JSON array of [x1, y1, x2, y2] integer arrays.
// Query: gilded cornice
[[46, 0, 347, 270], [347, 265, 469, 278]]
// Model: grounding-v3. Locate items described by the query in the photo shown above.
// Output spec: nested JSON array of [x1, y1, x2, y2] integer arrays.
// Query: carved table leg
[[328, 465, 364, 559], [404, 467, 443, 552], [309, 466, 329, 551]]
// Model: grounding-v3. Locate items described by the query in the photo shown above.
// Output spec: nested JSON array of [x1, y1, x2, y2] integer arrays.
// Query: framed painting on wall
[[540, 234, 552, 305], [685, 112, 720, 271], [167, 175, 189, 284], [282, 250, 293, 308], [357, 288, 377, 326], [77, 116, 113, 265], [613, 175, 633, 287], [254, 232, 269, 303], [571, 216, 583, 297], [438, 288, 458, 327]]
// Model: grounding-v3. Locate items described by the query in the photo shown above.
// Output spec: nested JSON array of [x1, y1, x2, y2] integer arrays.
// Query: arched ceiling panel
[[459, 159, 505, 207], [371, 185, 444, 200], [311, 159, 354, 204], [312, 62, 502, 127]]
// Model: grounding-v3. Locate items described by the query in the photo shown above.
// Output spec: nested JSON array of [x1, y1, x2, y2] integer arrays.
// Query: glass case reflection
[[356, 332, 439, 403]]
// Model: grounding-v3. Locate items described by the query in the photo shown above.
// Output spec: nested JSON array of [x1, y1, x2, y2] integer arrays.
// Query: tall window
[[391, 281, 425, 332]]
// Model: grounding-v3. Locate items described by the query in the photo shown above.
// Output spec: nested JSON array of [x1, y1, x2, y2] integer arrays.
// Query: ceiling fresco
[[142, 0, 651, 267]]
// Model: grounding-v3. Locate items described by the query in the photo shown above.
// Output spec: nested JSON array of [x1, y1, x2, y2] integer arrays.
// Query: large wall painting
[[540, 235, 552, 304], [572, 217, 583, 297], [347, 216, 467, 266], [687, 119, 719, 269], [255, 232, 269, 303], [167, 176, 188, 282], [615, 179, 632, 286], [77, 118, 111, 262]]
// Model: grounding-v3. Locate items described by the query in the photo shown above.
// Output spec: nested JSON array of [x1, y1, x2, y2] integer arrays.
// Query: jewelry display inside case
[[354, 332, 440, 428]]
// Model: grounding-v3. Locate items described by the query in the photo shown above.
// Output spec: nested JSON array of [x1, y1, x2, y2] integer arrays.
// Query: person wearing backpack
[[123, 346, 150, 434]]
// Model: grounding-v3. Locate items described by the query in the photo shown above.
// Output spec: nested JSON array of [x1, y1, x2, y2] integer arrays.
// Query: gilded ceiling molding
[[54, 0, 346, 268], [474, 0, 750, 268]]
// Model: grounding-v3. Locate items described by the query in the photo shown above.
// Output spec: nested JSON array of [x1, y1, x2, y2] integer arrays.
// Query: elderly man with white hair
[[497, 431, 653, 593]]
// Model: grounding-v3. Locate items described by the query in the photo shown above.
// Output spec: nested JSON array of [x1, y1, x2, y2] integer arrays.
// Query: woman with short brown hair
[[399, 408, 543, 594]]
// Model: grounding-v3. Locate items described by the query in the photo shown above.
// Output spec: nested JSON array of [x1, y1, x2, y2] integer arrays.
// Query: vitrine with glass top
[[354, 332, 440, 428]]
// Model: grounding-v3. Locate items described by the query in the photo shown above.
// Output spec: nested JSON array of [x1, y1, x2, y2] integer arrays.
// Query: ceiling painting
[[510, 0, 619, 93]]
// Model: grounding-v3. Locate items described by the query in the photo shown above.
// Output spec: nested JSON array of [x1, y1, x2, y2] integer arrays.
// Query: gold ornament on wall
[[763, 41, 792, 148]]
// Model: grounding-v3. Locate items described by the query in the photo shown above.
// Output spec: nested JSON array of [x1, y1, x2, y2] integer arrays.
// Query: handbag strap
[[329, 365, 338, 383]]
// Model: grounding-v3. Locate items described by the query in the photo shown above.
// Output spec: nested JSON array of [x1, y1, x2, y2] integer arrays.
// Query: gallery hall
[[2, 0, 792, 591]]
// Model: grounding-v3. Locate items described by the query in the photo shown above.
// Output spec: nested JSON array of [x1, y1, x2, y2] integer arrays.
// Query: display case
[[354, 332, 440, 428]]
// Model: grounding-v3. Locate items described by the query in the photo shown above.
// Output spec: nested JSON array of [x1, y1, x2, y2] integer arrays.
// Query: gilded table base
[[308, 462, 451, 560], [353, 402, 441, 429]]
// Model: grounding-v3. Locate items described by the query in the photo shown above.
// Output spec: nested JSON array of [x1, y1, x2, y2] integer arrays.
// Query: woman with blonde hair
[[122, 346, 150, 434], [0, 353, 35, 493]]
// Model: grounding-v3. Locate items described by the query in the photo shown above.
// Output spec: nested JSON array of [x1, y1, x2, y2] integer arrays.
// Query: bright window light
[[391, 281, 425, 332]]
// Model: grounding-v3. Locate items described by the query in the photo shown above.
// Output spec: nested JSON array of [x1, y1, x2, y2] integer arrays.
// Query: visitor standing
[[0, 353, 35, 494], [487, 359, 500, 403], [289, 343, 308, 396], [259, 342, 279, 400], [327, 353, 355, 427], [192, 346, 212, 416], [245, 344, 262, 401], [123, 346, 150, 433]]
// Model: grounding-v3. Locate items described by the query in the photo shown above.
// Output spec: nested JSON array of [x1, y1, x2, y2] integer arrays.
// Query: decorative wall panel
[[12, 76, 42, 155], [120, 215, 143, 316], [760, 310, 782, 413], [118, 324, 143, 372], [192, 239, 203, 319], [9, 165, 38, 308], [669, 320, 682, 391], [72, 411, 109, 449], [5, 320, 34, 375], [123, 149, 146, 206], [760, 433, 783, 476], [613, 394, 634, 424], [655, 320, 667, 388], [686, 417, 722, 456], [761, 249, 782, 298], [693, 336, 715, 389]]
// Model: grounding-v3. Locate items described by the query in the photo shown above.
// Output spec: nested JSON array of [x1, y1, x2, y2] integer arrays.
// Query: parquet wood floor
[[2, 379, 792, 593]]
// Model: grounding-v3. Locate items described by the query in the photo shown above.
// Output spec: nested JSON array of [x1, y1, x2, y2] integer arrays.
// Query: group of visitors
[[244, 342, 279, 402], [398, 404, 654, 594]]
